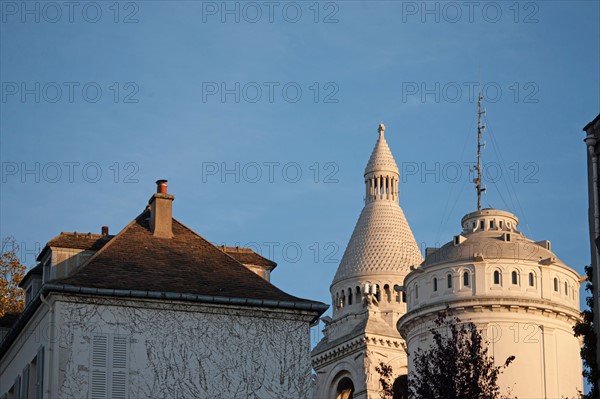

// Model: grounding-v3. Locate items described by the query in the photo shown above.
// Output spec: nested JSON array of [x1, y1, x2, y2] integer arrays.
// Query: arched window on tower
[[463, 271, 470, 287], [375, 285, 381, 302], [433, 277, 438, 292], [335, 293, 339, 309], [512, 271, 518, 285], [447, 274, 453, 289], [348, 288, 353, 305], [529, 272, 535, 287], [554, 278, 559, 292], [564, 281, 568, 295], [493, 270, 501, 285], [384, 284, 391, 302]]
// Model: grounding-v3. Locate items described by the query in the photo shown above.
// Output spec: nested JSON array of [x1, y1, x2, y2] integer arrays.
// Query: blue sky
[[1, 0, 599, 372]]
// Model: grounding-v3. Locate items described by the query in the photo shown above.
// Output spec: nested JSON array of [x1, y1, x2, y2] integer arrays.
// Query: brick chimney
[[149, 179, 174, 238]]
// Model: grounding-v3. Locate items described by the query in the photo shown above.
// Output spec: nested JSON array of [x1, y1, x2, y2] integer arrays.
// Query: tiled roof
[[37, 232, 113, 261], [364, 129, 400, 175], [333, 201, 423, 284], [219, 246, 277, 269], [55, 209, 314, 304]]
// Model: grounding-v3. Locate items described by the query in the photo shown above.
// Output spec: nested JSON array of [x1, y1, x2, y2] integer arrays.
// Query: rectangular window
[[490, 221, 495, 229], [480, 221, 485, 229]]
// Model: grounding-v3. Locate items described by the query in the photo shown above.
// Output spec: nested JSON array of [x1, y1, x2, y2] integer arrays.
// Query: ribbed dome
[[364, 127, 400, 176], [332, 201, 423, 285], [422, 208, 566, 267]]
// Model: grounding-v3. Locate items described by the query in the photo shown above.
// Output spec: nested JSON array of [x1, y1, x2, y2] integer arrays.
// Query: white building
[[0, 180, 327, 399], [398, 208, 584, 398], [312, 124, 422, 399]]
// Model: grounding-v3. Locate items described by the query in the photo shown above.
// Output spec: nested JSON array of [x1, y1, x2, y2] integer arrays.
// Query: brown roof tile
[[219, 246, 277, 269], [37, 232, 113, 261], [55, 209, 314, 304]]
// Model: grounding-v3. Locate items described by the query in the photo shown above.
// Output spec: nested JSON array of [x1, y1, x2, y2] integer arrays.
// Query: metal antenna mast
[[475, 93, 486, 211]]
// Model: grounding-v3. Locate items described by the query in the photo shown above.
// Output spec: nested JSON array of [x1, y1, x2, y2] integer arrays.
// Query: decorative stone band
[[397, 298, 582, 339], [312, 333, 406, 368]]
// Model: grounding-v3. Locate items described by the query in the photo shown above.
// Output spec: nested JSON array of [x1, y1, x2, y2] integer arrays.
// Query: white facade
[[1, 181, 327, 399], [312, 124, 422, 399], [1, 293, 316, 398], [398, 208, 583, 398]]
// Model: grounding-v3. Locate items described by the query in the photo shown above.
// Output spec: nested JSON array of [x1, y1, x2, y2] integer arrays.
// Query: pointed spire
[[332, 123, 422, 287], [365, 123, 399, 176]]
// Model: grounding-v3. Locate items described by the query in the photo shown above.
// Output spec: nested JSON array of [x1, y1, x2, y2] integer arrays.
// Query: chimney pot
[[156, 179, 168, 194], [102, 226, 109, 235]]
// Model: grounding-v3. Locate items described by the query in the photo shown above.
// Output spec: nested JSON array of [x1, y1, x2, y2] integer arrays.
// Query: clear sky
[[1, 0, 599, 372]]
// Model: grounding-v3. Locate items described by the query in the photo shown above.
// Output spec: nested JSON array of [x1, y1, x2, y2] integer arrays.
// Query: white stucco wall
[[2, 293, 316, 399]]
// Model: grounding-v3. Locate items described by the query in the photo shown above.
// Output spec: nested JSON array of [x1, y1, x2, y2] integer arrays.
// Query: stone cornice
[[312, 332, 406, 368], [398, 298, 582, 338]]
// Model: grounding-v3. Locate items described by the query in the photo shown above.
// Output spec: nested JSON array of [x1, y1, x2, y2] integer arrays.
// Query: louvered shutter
[[91, 336, 108, 399], [21, 364, 29, 399], [111, 337, 128, 399], [36, 346, 44, 399]]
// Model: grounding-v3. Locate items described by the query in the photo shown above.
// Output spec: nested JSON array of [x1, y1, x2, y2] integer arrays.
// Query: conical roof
[[332, 124, 423, 286], [332, 201, 423, 285], [364, 126, 400, 176]]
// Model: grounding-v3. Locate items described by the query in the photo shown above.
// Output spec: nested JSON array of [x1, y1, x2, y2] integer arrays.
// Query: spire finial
[[378, 122, 385, 137], [475, 93, 487, 211]]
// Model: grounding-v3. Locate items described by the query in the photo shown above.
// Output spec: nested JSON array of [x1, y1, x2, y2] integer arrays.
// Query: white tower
[[397, 97, 583, 398], [398, 208, 583, 398], [312, 124, 423, 399]]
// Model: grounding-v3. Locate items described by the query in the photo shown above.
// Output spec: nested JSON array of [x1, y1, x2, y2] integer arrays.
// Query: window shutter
[[111, 337, 128, 399], [14, 376, 21, 399], [21, 365, 30, 399], [36, 346, 44, 399], [90, 335, 128, 399], [91, 336, 108, 399]]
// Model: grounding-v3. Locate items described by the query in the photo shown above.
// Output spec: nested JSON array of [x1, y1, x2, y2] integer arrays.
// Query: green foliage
[[573, 264, 599, 399], [375, 362, 394, 399], [409, 309, 515, 399]]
